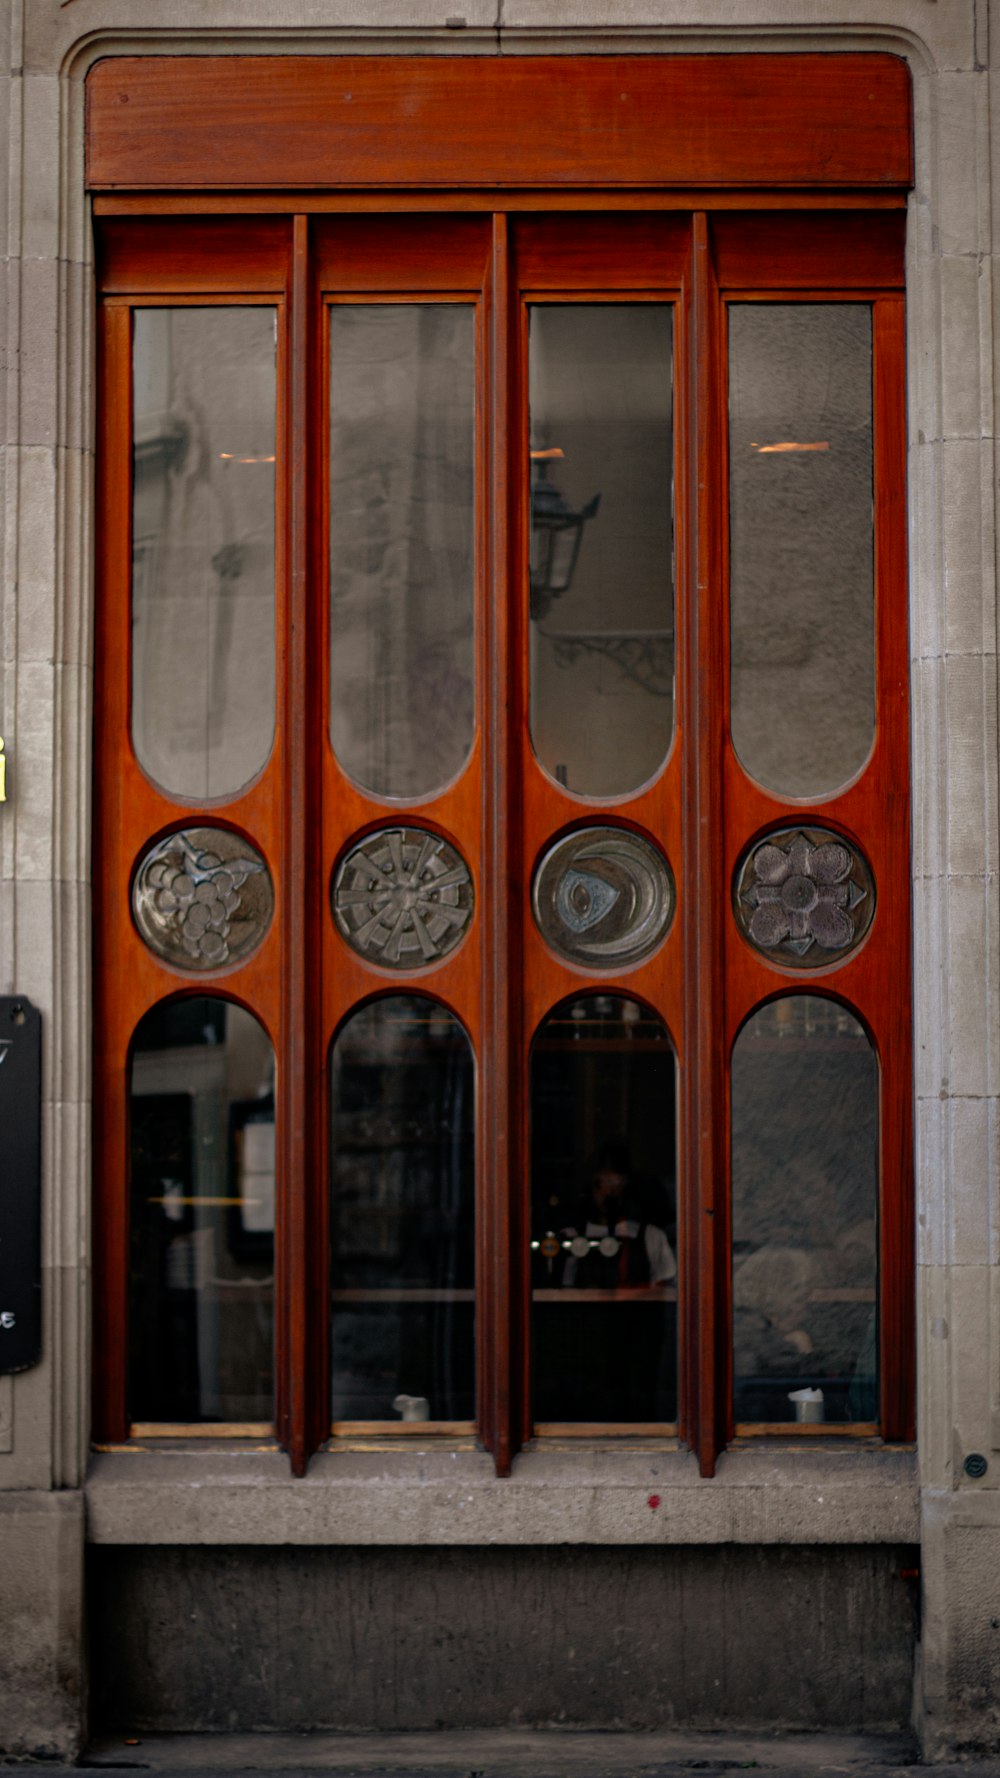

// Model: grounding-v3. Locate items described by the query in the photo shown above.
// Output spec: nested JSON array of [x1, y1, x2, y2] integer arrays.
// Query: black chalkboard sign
[[0, 997, 41, 1373]]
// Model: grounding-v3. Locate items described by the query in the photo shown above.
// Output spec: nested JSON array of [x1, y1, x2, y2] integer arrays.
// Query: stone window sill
[[85, 1442, 918, 1546]]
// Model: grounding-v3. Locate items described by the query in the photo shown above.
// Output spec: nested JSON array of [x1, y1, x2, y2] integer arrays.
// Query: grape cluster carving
[[133, 829, 271, 970]]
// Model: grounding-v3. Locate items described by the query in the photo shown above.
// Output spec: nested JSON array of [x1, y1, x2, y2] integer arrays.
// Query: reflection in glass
[[132, 307, 277, 800], [329, 306, 475, 801], [330, 997, 475, 1422], [729, 305, 874, 798], [528, 305, 674, 798], [129, 997, 275, 1423], [531, 995, 677, 1424], [731, 996, 878, 1425]]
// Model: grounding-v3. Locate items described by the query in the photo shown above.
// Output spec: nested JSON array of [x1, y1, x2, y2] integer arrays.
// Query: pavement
[[49, 1730, 999, 1777]]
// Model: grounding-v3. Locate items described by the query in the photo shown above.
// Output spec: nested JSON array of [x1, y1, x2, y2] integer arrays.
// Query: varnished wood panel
[[514, 214, 690, 289], [93, 191, 909, 218], [714, 252, 912, 1455], [681, 215, 729, 1475], [280, 215, 315, 1476], [86, 56, 913, 194], [712, 211, 906, 290], [509, 218, 687, 1455], [92, 252, 291, 1443], [94, 203, 912, 1471], [315, 219, 493, 1446], [314, 215, 491, 291], [98, 217, 292, 292]]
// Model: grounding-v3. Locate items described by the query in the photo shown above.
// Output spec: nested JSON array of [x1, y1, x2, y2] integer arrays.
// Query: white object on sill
[[393, 1393, 430, 1422], [788, 1386, 824, 1424]]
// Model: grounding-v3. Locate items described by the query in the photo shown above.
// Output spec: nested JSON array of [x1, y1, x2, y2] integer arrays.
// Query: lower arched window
[[530, 994, 677, 1431], [128, 997, 275, 1429], [731, 997, 878, 1430], [329, 996, 475, 1429]]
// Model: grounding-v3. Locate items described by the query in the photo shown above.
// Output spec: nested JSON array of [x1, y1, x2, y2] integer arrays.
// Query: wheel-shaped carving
[[734, 827, 875, 968], [332, 827, 473, 969], [132, 826, 273, 972]]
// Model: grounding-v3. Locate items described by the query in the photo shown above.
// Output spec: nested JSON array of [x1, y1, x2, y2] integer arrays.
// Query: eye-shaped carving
[[132, 826, 273, 972], [532, 828, 674, 969], [556, 868, 620, 934], [733, 826, 875, 968]]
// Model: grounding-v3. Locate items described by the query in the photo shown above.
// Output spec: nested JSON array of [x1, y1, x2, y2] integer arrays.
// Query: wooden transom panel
[[86, 54, 913, 193]]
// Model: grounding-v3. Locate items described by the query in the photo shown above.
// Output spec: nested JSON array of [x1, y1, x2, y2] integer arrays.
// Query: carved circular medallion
[[532, 827, 674, 969], [132, 827, 273, 972], [332, 827, 474, 969], [734, 827, 875, 968]]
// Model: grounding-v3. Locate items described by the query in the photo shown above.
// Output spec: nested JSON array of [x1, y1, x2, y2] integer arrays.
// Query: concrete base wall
[[916, 1499, 1000, 1761], [0, 1492, 85, 1758], [89, 1544, 919, 1735]]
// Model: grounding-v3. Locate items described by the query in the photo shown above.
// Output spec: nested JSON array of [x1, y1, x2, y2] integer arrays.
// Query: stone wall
[[0, 0, 997, 1759], [90, 1544, 919, 1733]]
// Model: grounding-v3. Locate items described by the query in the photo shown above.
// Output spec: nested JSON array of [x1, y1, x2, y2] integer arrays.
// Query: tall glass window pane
[[531, 995, 677, 1425], [729, 305, 874, 798], [329, 305, 476, 801], [732, 996, 878, 1426], [129, 997, 275, 1423], [330, 997, 475, 1423], [528, 305, 674, 797], [132, 307, 277, 800]]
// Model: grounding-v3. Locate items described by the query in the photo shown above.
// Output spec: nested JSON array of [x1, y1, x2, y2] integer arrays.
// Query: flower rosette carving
[[333, 827, 473, 969], [132, 827, 273, 972], [735, 828, 874, 967]]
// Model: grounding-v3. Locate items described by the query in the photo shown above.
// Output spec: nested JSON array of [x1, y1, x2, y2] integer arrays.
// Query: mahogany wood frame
[[89, 55, 913, 1479], [87, 55, 911, 194]]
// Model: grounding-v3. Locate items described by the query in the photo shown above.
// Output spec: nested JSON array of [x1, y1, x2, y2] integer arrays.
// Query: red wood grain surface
[[86, 55, 912, 193], [93, 241, 293, 1441], [680, 214, 728, 1475], [91, 75, 912, 1468]]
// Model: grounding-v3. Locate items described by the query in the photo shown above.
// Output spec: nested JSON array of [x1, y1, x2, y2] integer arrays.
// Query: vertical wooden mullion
[[306, 235, 330, 1456], [479, 213, 524, 1475], [681, 214, 728, 1476], [93, 300, 133, 1442], [873, 295, 915, 1443], [279, 214, 312, 1474]]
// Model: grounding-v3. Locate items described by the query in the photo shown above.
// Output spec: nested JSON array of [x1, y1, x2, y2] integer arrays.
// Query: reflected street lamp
[[529, 448, 601, 621]]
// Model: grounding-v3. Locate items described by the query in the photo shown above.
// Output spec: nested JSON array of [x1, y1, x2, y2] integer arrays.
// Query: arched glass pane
[[330, 997, 475, 1423], [729, 304, 874, 798], [528, 305, 674, 797], [132, 307, 277, 800], [530, 995, 677, 1425], [732, 996, 878, 1426], [329, 304, 476, 800], [129, 997, 275, 1423]]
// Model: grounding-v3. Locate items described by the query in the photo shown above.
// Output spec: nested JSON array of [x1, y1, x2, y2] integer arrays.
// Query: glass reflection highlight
[[330, 997, 475, 1423], [729, 304, 875, 798], [128, 997, 275, 1424], [329, 305, 476, 802], [131, 307, 277, 801], [531, 995, 677, 1425], [528, 306, 674, 798], [731, 995, 879, 1425]]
